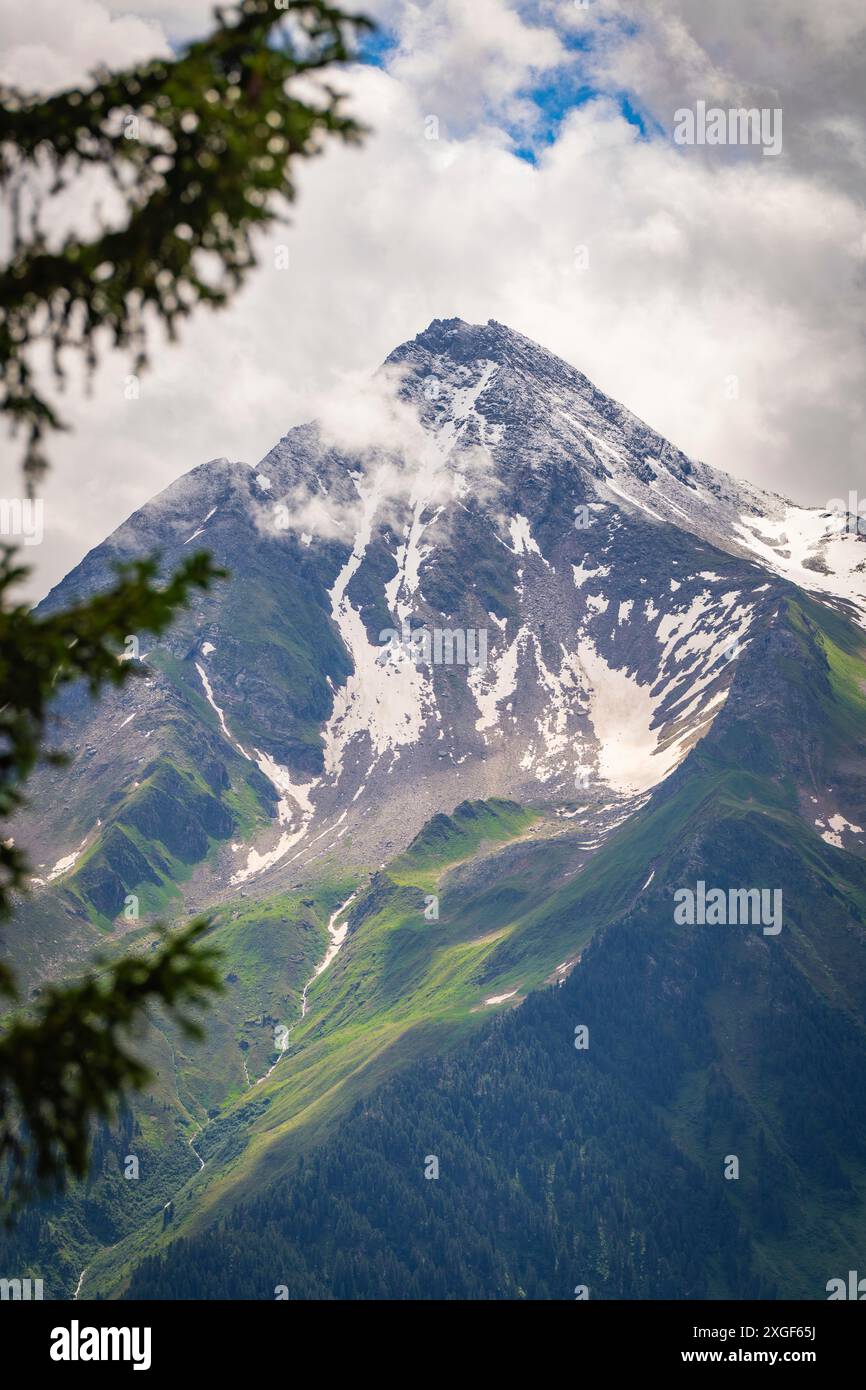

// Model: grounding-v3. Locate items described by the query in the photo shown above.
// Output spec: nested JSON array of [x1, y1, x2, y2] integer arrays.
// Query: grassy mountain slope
[[6, 590, 866, 1299], [112, 594, 866, 1299]]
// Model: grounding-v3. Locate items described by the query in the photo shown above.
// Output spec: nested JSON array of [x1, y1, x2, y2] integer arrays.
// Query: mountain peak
[[389, 315, 556, 372]]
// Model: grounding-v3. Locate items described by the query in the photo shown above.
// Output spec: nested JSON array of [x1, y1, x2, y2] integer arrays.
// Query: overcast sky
[[1, 0, 864, 601]]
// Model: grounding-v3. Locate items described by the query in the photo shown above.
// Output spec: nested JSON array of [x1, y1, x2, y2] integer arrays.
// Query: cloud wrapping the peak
[[0, 0, 863, 602], [261, 359, 501, 546]]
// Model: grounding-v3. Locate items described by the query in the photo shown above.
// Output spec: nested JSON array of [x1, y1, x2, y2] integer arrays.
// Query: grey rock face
[[19, 319, 864, 921]]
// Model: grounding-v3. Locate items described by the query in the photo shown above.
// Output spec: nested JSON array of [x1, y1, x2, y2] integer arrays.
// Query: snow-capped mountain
[[11, 320, 866, 1306], [19, 318, 866, 930]]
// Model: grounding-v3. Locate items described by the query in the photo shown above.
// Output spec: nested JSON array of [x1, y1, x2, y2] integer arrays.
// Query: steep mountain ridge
[[16, 318, 861, 950]]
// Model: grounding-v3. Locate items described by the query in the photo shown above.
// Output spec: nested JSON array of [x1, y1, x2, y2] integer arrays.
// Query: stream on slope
[[73, 891, 357, 1299]]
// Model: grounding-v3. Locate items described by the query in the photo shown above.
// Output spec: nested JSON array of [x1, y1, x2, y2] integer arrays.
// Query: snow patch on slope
[[506, 514, 547, 564], [579, 641, 681, 796], [196, 663, 249, 759], [323, 471, 433, 780], [469, 625, 525, 732], [814, 812, 865, 848], [733, 507, 866, 625], [230, 753, 318, 884]]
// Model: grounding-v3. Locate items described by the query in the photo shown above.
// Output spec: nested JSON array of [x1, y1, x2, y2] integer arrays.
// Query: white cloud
[[584, 0, 866, 191], [378, 0, 565, 133], [99, 0, 213, 38], [0, 0, 170, 90]]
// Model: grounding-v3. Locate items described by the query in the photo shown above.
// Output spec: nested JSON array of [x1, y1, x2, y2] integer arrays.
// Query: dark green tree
[[0, 547, 226, 1201], [1, 0, 371, 487], [0, 0, 371, 1204]]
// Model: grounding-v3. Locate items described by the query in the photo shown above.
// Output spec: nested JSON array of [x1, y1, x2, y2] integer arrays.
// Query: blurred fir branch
[[0, 548, 226, 1203], [0, 0, 372, 488], [0, 0, 372, 1208]]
